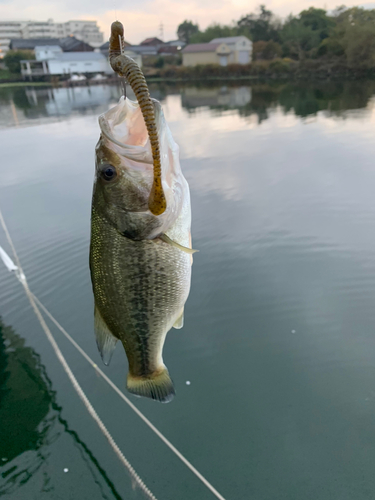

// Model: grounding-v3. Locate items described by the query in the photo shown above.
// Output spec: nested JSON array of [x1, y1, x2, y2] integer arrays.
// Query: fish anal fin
[[94, 306, 118, 366], [127, 366, 175, 403], [173, 308, 184, 329]]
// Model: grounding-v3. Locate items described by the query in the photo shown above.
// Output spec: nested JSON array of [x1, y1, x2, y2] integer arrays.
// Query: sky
[[1, 0, 375, 44]]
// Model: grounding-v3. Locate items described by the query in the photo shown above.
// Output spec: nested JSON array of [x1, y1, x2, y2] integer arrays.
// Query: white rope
[[0, 208, 227, 500], [0, 209, 157, 500]]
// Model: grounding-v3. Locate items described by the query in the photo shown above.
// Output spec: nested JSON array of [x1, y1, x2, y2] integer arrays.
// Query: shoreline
[[1, 66, 375, 88]]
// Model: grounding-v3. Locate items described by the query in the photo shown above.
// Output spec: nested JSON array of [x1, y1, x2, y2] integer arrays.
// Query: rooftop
[[128, 45, 158, 55], [52, 52, 106, 61], [158, 45, 179, 54], [100, 40, 131, 51], [140, 37, 163, 46], [182, 43, 221, 53], [10, 38, 60, 50], [210, 36, 251, 44], [10, 37, 94, 52], [59, 37, 94, 52]]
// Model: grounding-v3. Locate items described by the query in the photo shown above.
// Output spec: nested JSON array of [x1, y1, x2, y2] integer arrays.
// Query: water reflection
[[180, 81, 375, 122], [278, 81, 375, 117], [0, 85, 121, 127], [181, 86, 252, 111], [0, 317, 121, 498], [2, 80, 375, 129], [2, 78, 375, 499]]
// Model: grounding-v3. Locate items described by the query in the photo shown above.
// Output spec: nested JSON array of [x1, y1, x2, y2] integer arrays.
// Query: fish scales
[[90, 209, 190, 376]]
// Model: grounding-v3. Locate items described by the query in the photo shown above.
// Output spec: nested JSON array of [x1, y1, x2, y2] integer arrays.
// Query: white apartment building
[[0, 21, 23, 56], [22, 19, 60, 39], [62, 21, 103, 47], [0, 19, 103, 57]]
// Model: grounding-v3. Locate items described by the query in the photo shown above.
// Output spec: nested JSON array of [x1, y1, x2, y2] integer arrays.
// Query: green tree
[[238, 5, 281, 42], [3, 50, 35, 74], [4, 50, 34, 74], [281, 15, 321, 59], [253, 40, 282, 60], [299, 7, 335, 40], [327, 7, 375, 67], [154, 56, 165, 68], [190, 23, 237, 43], [177, 20, 200, 43]]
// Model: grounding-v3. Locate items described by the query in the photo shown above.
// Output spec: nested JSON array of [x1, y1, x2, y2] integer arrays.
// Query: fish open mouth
[[99, 97, 155, 165]]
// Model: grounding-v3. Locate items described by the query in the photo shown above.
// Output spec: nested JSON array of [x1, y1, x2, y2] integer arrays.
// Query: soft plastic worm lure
[[109, 21, 167, 216]]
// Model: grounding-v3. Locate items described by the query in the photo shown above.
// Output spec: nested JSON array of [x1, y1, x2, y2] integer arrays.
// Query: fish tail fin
[[127, 366, 175, 403]]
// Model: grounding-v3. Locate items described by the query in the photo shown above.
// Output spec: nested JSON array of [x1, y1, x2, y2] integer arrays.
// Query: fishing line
[[0, 210, 157, 500], [0, 209, 227, 500], [118, 32, 126, 98]]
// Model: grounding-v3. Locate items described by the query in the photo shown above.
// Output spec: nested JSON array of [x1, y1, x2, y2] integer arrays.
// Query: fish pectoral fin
[[94, 306, 118, 366], [173, 308, 184, 329], [159, 233, 198, 255]]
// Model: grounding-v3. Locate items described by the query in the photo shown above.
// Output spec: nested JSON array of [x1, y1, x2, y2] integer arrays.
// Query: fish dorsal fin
[[173, 308, 184, 329], [94, 306, 118, 366]]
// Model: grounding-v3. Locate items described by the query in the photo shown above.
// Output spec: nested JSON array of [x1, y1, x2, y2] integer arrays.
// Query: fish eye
[[101, 165, 117, 182]]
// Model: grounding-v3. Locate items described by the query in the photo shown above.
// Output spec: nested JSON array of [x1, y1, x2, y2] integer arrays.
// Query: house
[[10, 37, 94, 52], [121, 49, 142, 68], [140, 37, 163, 47], [182, 42, 231, 66], [35, 45, 63, 60], [10, 38, 59, 51], [45, 52, 110, 75], [99, 41, 142, 67], [210, 36, 252, 64], [165, 40, 186, 49], [129, 45, 159, 56], [21, 51, 111, 79], [59, 36, 94, 52], [99, 40, 131, 54], [182, 36, 252, 66], [157, 45, 180, 55]]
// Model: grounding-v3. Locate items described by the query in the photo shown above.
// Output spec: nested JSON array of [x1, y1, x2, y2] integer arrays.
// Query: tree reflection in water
[[179, 80, 375, 122], [1, 80, 375, 128], [0, 317, 122, 499]]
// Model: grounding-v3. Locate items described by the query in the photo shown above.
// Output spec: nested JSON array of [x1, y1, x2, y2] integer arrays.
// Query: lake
[[1, 80, 375, 500]]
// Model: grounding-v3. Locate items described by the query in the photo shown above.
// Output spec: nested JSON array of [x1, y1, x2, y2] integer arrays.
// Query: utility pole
[[159, 22, 164, 41]]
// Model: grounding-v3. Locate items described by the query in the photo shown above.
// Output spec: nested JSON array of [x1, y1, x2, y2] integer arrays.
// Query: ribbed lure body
[[109, 21, 166, 216]]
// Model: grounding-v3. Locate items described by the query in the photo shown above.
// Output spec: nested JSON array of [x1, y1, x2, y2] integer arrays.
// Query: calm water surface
[[1, 81, 375, 499]]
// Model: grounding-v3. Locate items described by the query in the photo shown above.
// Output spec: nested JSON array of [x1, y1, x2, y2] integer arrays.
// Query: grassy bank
[[0, 81, 54, 88], [148, 59, 375, 82], [2, 58, 375, 88]]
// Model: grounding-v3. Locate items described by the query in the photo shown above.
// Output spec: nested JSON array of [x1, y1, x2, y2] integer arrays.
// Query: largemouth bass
[[89, 22, 194, 403]]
